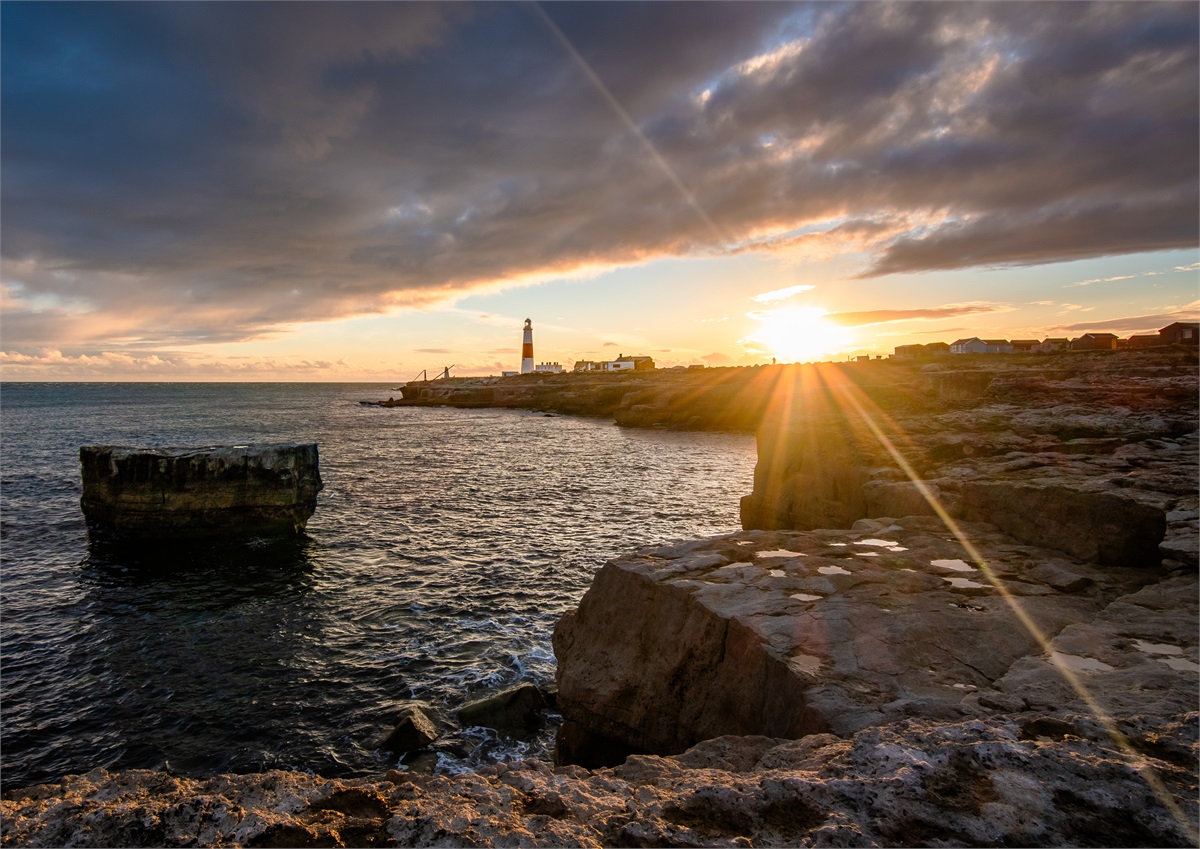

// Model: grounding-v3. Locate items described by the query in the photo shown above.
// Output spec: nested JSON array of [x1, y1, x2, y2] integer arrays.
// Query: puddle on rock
[[857, 539, 899, 547], [768, 569, 786, 577], [931, 558, 974, 572], [1157, 657, 1200, 672], [1132, 640, 1183, 656], [1050, 652, 1114, 673], [787, 654, 823, 675], [943, 576, 986, 589], [819, 565, 852, 576], [757, 549, 807, 558], [828, 543, 847, 547], [857, 552, 880, 557], [790, 593, 822, 602]]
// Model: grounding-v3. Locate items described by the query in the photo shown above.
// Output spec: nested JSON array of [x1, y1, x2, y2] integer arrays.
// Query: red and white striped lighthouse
[[521, 318, 534, 374]]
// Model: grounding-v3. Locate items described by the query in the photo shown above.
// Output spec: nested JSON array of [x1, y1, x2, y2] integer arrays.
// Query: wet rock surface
[[79, 443, 323, 539]]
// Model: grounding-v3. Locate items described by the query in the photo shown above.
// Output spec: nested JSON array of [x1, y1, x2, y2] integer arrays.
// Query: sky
[[2, 1, 1197, 381]]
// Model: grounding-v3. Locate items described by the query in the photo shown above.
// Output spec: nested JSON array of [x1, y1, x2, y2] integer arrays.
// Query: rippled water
[[0, 382, 756, 788]]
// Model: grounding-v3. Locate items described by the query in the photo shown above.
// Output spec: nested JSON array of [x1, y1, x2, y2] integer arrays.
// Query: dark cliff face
[[79, 443, 323, 539], [740, 349, 1197, 567]]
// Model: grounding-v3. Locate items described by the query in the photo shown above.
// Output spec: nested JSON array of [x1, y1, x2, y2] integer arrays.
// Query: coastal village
[[502, 318, 1199, 380], [894, 321, 1199, 357]]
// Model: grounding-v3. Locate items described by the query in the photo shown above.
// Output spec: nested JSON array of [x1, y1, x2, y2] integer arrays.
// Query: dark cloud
[[1055, 305, 1200, 333], [828, 304, 1003, 327], [2, 1, 1196, 351]]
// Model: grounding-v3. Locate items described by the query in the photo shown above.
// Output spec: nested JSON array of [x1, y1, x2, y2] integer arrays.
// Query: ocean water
[[0, 382, 756, 788]]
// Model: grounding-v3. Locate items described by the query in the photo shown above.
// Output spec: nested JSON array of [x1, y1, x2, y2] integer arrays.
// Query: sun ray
[[799, 363, 1197, 843]]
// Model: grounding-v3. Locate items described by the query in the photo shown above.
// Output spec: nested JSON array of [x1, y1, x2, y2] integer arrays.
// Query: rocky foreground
[[5, 349, 1198, 847]]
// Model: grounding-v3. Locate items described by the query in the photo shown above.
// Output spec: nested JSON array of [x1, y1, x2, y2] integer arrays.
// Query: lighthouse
[[521, 318, 534, 374]]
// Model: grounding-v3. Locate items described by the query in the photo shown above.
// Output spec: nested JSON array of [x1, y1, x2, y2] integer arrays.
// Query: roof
[[950, 337, 982, 346], [1081, 332, 1119, 339], [981, 339, 1010, 345]]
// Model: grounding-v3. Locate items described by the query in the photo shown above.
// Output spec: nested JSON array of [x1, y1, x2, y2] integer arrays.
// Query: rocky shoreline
[[4, 348, 1197, 847]]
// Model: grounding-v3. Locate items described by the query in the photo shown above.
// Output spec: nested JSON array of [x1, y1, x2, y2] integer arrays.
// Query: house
[[1035, 337, 1070, 353], [924, 342, 950, 355], [535, 362, 564, 373], [982, 339, 1014, 353], [605, 354, 655, 371], [573, 360, 601, 372], [1159, 322, 1199, 346], [1009, 339, 1039, 353], [1123, 335, 1160, 349], [1071, 333, 1119, 351], [893, 344, 926, 358], [950, 337, 989, 354]]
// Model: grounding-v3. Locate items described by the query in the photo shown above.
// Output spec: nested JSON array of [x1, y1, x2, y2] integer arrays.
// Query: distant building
[[1071, 333, 1119, 351], [1159, 322, 1199, 346], [982, 339, 1014, 353], [604, 354, 655, 371], [924, 342, 950, 355], [1123, 335, 1160, 349], [950, 337, 988, 354], [521, 319, 535, 374], [1009, 339, 1039, 352], [1034, 337, 1070, 353], [573, 360, 601, 372], [535, 362, 564, 373], [893, 344, 926, 358]]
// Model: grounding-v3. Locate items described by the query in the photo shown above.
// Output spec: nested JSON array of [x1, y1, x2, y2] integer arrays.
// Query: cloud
[[2, 1, 1196, 353], [1051, 301, 1200, 334], [414, 348, 452, 354], [826, 303, 1005, 327], [751, 284, 816, 303]]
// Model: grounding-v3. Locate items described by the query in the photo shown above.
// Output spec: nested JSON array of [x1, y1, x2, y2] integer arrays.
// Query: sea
[[0, 382, 757, 789]]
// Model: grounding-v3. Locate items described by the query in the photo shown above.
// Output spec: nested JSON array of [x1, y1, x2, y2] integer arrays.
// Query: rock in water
[[379, 706, 439, 755], [79, 444, 323, 539], [457, 683, 547, 736]]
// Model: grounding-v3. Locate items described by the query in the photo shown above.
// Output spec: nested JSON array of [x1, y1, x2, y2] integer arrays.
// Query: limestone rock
[[4, 719, 1195, 847], [379, 705, 439, 755], [553, 519, 1163, 766], [957, 481, 1165, 567], [458, 683, 547, 736], [79, 444, 323, 539]]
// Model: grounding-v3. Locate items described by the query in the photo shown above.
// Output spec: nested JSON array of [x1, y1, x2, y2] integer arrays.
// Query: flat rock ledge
[[3, 715, 1196, 847], [80, 444, 323, 539], [554, 519, 1197, 766]]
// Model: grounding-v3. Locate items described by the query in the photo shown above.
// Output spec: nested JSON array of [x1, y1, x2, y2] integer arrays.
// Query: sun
[[750, 306, 854, 363]]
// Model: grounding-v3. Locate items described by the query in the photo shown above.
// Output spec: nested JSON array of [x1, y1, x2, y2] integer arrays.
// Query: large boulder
[[79, 443, 323, 539], [553, 517, 1173, 768]]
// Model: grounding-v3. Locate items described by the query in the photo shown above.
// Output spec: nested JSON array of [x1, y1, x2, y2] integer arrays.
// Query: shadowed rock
[[80, 444, 322, 540]]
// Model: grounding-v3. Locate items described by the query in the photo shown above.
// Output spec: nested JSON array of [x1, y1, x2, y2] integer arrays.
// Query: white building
[[535, 362, 564, 373]]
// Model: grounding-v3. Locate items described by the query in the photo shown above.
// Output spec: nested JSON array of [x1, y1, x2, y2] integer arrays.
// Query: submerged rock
[[79, 443, 323, 540]]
